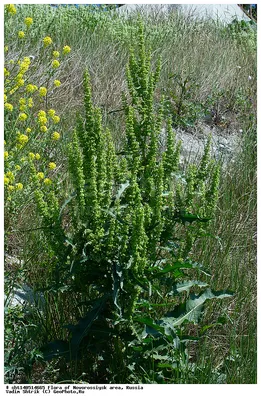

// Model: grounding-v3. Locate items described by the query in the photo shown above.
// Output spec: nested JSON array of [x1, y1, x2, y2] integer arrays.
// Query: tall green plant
[[34, 20, 232, 383]]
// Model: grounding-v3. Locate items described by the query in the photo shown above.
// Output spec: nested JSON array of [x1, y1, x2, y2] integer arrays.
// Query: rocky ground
[[171, 121, 241, 167]]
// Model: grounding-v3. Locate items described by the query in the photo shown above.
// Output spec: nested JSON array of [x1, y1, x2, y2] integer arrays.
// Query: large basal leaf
[[161, 288, 234, 327], [138, 289, 233, 341]]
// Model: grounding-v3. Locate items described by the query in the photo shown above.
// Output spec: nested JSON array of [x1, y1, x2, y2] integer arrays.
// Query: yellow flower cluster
[[17, 134, 29, 145], [39, 87, 47, 97], [37, 172, 45, 180], [26, 84, 38, 93], [54, 80, 61, 87], [52, 131, 60, 141], [4, 168, 23, 192], [5, 103, 13, 112], [35, 109, 62, 136], [43, 36, 52, 47], [24, 17, 33, 27], [19, 98, 26, 105], [48, 109, 56, 117], [19, 97, 34, 111], [6, 4, 17, 15], [44, 178, 52, 186], [4, 7, 72, 205], [38, 110, 46, 117], [18, 112, 28, 121], [28, 152, 41, 161], [7, 57, 31, 96], [18, 31, 25, 39], [28, 98, 34, 108], [19, 57, 31, 73], [63, 45, 71, 55], [53, 115, 60, 124], [49, 162, 56, 170], [38, 111, 47, 126], [6, 171, 14, 183], [4, 182, 23, 191], [28, 152, 35, 160], [52, 60, 60, 69]]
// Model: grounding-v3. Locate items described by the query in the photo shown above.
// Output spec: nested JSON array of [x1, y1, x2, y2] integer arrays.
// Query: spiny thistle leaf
[[162, 288, 234, 327]]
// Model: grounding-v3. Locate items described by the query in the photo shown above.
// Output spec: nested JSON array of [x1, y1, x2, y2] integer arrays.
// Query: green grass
[[4, 4, 256, 384], [186, 128, 257, 383]]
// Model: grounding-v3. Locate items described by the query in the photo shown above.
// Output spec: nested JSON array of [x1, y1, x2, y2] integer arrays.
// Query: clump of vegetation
[[11, 20, 231, 384], [225, 18, 257, 51], [4, 4, 256, 385], [4, 4, 72, 238]]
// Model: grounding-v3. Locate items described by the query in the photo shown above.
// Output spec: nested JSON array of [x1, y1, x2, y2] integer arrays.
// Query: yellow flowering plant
[[4, 4, 71, 218]]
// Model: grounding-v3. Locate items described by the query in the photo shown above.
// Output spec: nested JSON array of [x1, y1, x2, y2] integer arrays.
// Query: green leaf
[[175, 210, 212, 224], [153, 260, 210, 278], [40, 340, 70, 361], [112, 262, 124, 315], [200, 315, 228, 334], [157, 363, 176, 369], [136, 301, 173, 309], [170, 280, 209, 295], [114, 181, 130, 201], [134, 316, 165, 336], [162, 288, 234, 327], [65, 294, 110, 358], [58, 192, 76, 220], [100, 208, 126, 225], [153, 262, 184, 276]]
